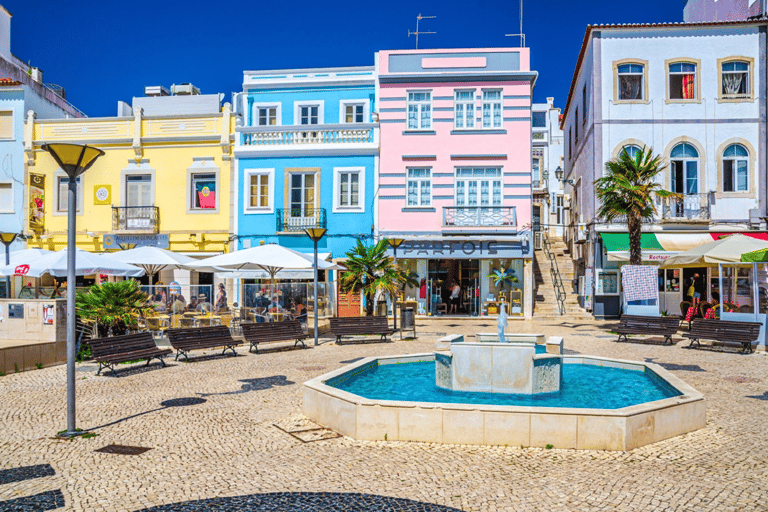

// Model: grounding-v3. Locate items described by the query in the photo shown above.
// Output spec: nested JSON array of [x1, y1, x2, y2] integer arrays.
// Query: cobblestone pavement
[[0, 318, 767, 511]]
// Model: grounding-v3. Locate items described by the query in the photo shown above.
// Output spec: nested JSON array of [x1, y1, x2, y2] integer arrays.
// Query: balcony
[[238, 123, 377, 152], [112, 206, 160, 233], [443, 206, 517, 232], [662, 194, 711, 223], [276, 208, 327, 233]]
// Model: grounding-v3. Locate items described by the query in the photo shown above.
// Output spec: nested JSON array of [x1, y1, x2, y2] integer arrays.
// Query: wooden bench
[[683, 319, 762, 354], [614, 315, 681, 346], [329, 316, 395, 344], [88, 332, 172, 376], [240, 320, 308, 354], [166, 325, 243, 361]]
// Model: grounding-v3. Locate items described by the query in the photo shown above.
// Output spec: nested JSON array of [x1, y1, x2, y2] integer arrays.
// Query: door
[[125, 174, 152, 229], [671, 160, 699, 217], [337, 282, 362, 317], [289, 173, 316, 229]]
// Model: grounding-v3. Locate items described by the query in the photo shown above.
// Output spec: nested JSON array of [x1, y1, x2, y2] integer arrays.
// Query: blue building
[[234, 66, 378, 258]]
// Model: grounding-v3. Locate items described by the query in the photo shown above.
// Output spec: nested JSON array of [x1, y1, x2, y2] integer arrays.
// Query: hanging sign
[[14, 264, 29, 276], [29, 173, 45, 232]]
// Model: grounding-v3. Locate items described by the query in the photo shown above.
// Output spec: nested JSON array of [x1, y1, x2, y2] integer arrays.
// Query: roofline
[[244, 65, 374, 76], [560, 18, 768, 129]]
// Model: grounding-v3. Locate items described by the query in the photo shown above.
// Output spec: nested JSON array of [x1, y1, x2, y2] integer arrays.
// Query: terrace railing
[[240, 123, 376, 147], [276, 208, 327, 233], [112, 206, 160, 233], [443, 206, 517, 228]]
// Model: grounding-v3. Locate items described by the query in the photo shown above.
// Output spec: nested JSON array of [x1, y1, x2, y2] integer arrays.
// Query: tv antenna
[[505, 0, 525, 47], [408, 14, 436, 49]]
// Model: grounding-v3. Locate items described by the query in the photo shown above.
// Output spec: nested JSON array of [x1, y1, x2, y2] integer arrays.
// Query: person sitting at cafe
[[214, 283, 228, 312], [187, 296, 198, 311]]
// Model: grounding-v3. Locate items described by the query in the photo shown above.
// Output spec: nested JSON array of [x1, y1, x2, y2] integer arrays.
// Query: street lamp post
[[304, 227, 327, 347], [41, 143, 104, 437], [386, 238, 405, 338], [0, 233, 17, 298]]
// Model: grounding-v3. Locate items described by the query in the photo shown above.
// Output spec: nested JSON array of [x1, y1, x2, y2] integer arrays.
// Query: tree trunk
[[627, 212, 643, 265], [365, 292, 374, 316]]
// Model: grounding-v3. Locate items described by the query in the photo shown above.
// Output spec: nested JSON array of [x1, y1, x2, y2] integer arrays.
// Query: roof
[[560, 18, 768, 129]]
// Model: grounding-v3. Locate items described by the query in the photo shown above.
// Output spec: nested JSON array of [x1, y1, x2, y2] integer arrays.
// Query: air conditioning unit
[[578, 276, 585, 296], [563, 196, 571, 208], [576, 227, 587, 242], [171, 83, 201, 95], [533, 231, 543, 250]]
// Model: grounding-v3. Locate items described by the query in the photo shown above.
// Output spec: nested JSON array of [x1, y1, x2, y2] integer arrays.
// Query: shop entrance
[[428, 259, 479, 315], [683, 267, 708, 303]]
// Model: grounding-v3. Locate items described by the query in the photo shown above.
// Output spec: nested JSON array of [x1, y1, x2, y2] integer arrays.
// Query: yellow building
[[23, 89, 236, 290]]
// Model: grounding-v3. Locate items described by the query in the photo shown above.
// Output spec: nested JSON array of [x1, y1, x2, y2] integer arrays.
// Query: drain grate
[[297, 366, 327, 372], [95, 444, 152, 456]]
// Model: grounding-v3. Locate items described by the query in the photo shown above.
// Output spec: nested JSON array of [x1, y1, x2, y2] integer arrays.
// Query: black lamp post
[[386, 238, 405, 336], [0, 232, 18, 298], [41, 143, 104, 437], [304, 227, 327, 347]]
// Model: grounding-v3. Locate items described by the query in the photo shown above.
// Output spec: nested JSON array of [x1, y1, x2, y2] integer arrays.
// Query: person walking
[[449, 282, 461, 314]]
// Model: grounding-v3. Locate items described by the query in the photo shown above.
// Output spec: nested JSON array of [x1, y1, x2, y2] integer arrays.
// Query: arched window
[[723, 144, 749, 192], [670, 143, 699, 195], [620, 144, 642, 160]]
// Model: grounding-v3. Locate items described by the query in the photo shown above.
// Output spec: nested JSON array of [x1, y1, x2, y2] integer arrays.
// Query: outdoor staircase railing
[[542, 232, 567, 315]]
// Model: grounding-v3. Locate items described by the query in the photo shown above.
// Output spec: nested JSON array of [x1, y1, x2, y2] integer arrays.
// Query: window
[[482, 90, 502, 128], [0, 111, 12, 139], [244, 169, 274, 213], [125, 174, 152, 207], [289, 173, 316, 217], [531, 111, 546, 128], [582, 85, 588, 125], [257, 107, 277, 126], [617, 63, 644, 100], [723, 144, 749, 192], [669, 62, 697, 100], [670, 143, 699, 194], [300, 105, 319, 125], [574, 107, 579, 143], [334, 167, 365, 212], [621, 144, 642, 160], [407, 92, 431, 130], [191, 173, 217, 209], [721, 61, 749, 99], [0, 182, 12, 212], [344, 104, 364, 123], [455, 168, 502, 207], [56, 176, 81, 212], [406, 168, 431, 206], [454, 90, 475, 129], [531, 158, 542, 187]]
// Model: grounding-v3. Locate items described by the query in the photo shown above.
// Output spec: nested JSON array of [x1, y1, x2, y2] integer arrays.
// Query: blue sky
[[3, 0, 686, 117]]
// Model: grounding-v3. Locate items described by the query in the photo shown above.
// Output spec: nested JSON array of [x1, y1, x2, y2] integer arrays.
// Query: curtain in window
[[196, 178, 216, 209], [619, 76, 641, 100], [723, 74, 743, 95], [682, 74, 695, 99]]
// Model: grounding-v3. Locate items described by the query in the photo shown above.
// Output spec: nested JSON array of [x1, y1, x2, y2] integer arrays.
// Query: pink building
[[377, 48, 537, 318]]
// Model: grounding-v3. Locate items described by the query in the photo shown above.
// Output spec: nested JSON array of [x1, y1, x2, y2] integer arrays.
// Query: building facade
[[684, 0, 764, 22], [377, 48, 536, 318], [532, 97, 565, 241], [561, 20, 767, 318]]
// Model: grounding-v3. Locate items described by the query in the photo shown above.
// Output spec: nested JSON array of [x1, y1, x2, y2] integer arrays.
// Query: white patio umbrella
[[0, 248, 144, 278], [659, 234, 768, 269], [188, 244, 344, 277], [100, 246, 198, 282], [0, 248, 53, 276]]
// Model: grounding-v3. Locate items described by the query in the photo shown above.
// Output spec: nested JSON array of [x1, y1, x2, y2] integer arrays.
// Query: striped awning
[[600, 232, 768, 262]]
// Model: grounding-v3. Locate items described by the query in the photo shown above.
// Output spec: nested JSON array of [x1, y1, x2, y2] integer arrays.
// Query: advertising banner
[[29, 173, 45, 232]]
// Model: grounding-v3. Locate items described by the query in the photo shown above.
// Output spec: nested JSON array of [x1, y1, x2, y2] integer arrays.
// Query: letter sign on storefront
[[393, 240, 524, 259]]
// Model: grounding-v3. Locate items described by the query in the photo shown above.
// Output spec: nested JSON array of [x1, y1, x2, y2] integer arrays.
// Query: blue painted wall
[[0, 90, 26, 252], [245, 86, 375, 126]]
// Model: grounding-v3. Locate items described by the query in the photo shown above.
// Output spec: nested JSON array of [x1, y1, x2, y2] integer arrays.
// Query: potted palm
[[76, 280, 154, 337], [340, 240, 404, 316], [488, 267, 521, 314]]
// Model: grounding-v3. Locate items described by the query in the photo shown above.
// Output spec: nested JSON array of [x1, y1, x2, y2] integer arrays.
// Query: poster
[[584, 267, 594, 311], [94, 185, 111, 205], [43, 304, 54, 325], [29, 173, 45, 232]]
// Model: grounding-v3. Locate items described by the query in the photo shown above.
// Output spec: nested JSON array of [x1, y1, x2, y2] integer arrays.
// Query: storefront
[[386, 237, 533, 318]]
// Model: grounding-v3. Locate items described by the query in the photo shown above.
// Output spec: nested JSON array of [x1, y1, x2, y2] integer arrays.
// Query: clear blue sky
[[3, 0, 686, 117]]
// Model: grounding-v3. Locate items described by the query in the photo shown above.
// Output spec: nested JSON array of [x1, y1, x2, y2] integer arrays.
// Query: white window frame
[[252, 102, 281, 127], [186, 160, 220, 214], [406, 91, 432, 131], [481, 89, 503, 129], [406, 167, 432, 207], [333, 167, 365, 213], [719, 59, 751, 101], [294, 100, 324, 126], [53, 171, 83, 216], [0, 110, 14, 140], [244, 168, 275, 214], [722, 144, 749, 193], [339, 99, 370, 124], [666, 59, 700, 103], [454, 168, 503, 207], [454, 89, 476, 129], [0, 181, 14, 213]]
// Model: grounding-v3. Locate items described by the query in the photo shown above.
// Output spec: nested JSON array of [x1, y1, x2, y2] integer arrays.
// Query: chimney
[[0, 5, 11, 62]]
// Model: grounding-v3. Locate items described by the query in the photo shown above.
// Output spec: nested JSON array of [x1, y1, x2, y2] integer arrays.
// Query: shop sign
[[93, 185, 112, 205], [103, 234, 170, 250], [390, 240, 523, 259]]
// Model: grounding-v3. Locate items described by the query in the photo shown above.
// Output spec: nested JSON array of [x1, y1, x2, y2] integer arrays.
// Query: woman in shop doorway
[[449, 282, 461, 314], [687, 274, 701, 307]]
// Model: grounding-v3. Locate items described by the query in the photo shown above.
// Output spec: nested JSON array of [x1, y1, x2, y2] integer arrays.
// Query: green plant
[[487, 266, 520, 290], [545, 444, 554, 450], [0, 371, 5, 377], [76, 280, 154, 337], [384, 433, 388, 441], [35, 363, 43, 370], [596, 146, 678, 265], [340, 239, 405, 316], [76, 343, 92, 362], [661, 310, 669, 317], [14, 363, 18, 373], [81, 432, 99, 439]]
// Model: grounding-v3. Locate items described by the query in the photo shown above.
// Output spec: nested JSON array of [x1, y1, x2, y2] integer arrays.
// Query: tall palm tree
[[595, 146, 678, 265], [340, 239, 403, 316]]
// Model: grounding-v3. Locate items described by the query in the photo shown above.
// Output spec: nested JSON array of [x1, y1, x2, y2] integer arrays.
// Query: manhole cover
[[95, 444, 152, 455], [724, 376, 761, 384], [297, 366, 326, 371], [273, 416, 342, 443], [160, 397, 207, 407]]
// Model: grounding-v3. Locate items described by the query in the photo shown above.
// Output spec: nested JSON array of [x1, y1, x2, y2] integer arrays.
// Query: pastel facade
[[683, 0, 764, 21], [532, 97, 565, 240], [234, 67, 377, 257], [377, 48, 536, 317], [561, 20, 766, 318]]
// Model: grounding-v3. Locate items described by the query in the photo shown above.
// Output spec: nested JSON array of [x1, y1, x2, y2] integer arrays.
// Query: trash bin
[[401, 307, 415, 329]]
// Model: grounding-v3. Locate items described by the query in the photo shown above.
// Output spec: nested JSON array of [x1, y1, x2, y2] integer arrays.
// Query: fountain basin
[[303, 354, 706, 450]]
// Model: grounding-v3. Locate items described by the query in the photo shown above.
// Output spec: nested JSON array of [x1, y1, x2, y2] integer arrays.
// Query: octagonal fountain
[[303, 312, 705, 450]]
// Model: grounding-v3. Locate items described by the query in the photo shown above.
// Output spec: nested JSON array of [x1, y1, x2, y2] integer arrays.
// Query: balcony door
[[454, 168, 502, 226], [125, 174, 153, 230], [288, 172, 317, 229], [670, 143, 699, 218]]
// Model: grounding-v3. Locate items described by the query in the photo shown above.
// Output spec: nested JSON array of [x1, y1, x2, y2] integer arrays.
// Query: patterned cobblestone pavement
[[0, 318, 766, 511]]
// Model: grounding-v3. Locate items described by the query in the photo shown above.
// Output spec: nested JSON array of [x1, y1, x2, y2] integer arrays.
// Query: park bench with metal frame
[[240, 320, 308, 354], [329, 316, 395, 344], [88, 332, 172, 376], [614, 315, 681, 346], [166, 325, 243, 361], [683, 318, 762, 354]]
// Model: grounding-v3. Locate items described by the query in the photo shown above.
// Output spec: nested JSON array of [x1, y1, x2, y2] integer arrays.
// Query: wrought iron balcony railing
[[112, 206, 160, 232], [275, 208, 327, 233], [662, 194, 711, 221], [443, 206, 517, 228], [239, 123, 376, 147]]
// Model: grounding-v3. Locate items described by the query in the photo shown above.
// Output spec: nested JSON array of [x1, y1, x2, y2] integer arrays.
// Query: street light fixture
[[0, 232, 18, 298], [554, 166, 574, 186], [41, 143, 104, 438], [304, 227, 327, 347], [386, 238, 405, 338]]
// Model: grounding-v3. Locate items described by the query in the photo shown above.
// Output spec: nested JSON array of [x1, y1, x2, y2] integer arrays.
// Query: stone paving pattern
[[0, 318, 766, 511]]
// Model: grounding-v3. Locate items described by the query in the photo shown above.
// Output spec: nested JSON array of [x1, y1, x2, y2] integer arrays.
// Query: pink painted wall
[[377, 48, 533, 235]]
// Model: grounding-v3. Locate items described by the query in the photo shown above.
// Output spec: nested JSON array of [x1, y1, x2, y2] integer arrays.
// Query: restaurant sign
[[387, 239, 525, 259], [103, 234, 170, 250]]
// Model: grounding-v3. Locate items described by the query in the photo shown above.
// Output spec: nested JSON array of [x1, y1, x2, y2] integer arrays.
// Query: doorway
[[682, 267, 708, 302], [428, 259, 480, 315]]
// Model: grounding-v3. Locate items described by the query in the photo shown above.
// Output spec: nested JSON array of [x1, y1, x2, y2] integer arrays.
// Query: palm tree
[[76, 280, 154, 337], [596, 146, 678, 265], [340, 239, 403, 316]]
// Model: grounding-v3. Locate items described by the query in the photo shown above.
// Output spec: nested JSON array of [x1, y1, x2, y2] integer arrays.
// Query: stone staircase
[[533, 236, 593, 320]]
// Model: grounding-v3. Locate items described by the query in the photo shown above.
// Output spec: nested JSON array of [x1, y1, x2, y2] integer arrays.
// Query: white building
[[532, 98, 565, 241], [561, 19, 766, 318]]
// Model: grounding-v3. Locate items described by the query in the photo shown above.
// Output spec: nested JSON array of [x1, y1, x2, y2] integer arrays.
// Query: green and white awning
[[599, 232, 767, 262]]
